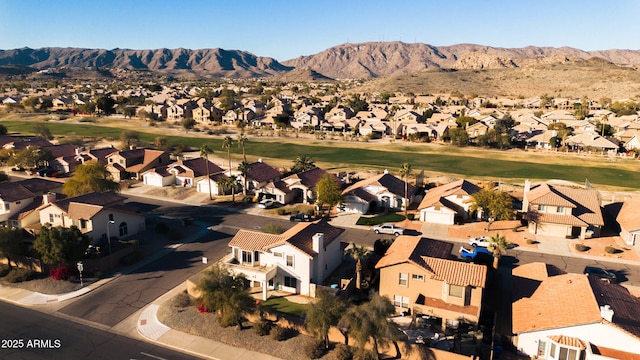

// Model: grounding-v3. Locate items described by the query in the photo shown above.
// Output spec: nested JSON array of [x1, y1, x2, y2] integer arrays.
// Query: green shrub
[[352, 348, 376, 360], [263, 223, 284, 235], [155, 222, 170, 234], [407, 213, 415, 220], [575, 243, 590, 252], [334, 344, 353, 360], [277, 208, 287, 216], [219, 312, 238, 327], [604, 246, 617, 254], [253, 318, 271, 336], [5, 268, 37, 283], [304, 338, 326, 359]]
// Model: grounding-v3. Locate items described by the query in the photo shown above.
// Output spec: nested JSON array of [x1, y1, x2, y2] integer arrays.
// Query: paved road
[[0, 302, 199, 360], [58, 226, 235, 327]]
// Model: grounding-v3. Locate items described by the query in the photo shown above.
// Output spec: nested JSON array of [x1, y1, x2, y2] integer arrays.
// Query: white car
[[373, 223, 406, 236], [468, 236, 490, 248], [258, 199, 275, 209]]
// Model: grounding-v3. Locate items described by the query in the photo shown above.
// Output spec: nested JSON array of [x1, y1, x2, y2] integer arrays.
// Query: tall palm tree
[[237, 133, 248, 162], [305, 288, 347, 349], [348, 243, 370, 290], [291, 154, 315, 174], [200, 144, 214, 200], [237, 160, 251, 196], [399, 162, 413, 218], [222, 135, 233, 176], [488, 233, 508, 269]]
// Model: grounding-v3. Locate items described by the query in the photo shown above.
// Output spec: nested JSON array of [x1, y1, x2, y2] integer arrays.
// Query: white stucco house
[[418, 179, 480, 224], [224, 220, 344, 300], [616, 196, 640, 246], [512, 263, 640, 359], [341, 171, 416, 214]]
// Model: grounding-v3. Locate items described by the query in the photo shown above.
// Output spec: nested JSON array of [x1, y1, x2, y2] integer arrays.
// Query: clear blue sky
[[1, 0, 639, 61]]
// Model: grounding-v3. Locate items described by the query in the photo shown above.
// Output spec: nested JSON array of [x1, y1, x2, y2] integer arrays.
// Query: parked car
[[290, 213, 312, 222], [469, 236, 490, 248], [459, 246, 493, 263], [258, 199, 275, 209], [373, 223, 406, 236], [584, 266, 616, 282]]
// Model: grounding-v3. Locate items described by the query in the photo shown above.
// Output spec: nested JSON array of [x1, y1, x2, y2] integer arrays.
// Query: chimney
[[42, 192, 56, 205], [522, 179, 531, 212], [312, 233, 324, 253], [258, 158, 263, 163], [383, 169, 389, 174], [600, 305, 614, 322]]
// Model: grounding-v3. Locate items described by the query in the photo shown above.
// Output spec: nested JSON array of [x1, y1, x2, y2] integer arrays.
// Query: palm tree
[[305, 288, 348, 349], [200, 144, 214, 200], [229, 175, 237, 203], [488, 233, 508, 269], [222, 135, 233, 176], [399, 162, 413, 218], [237, 133, 248, 162], [237, 160, 251, 196], [340, 293, 400, 360], [348, 243, 370, 290], [291, 154, 315, 174]]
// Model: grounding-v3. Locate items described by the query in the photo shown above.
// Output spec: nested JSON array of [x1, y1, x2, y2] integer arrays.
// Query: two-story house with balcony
[[376, 235, 487, 331], [0, 178, 63, 228], [522, 180, 604, 239], [37, 191, 145, 242], [225, 220, 344, 300]]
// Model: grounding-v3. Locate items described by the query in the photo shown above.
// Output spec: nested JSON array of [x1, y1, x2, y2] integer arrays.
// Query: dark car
[[584, 266, 616, 282], [290, 213, 312, 222]]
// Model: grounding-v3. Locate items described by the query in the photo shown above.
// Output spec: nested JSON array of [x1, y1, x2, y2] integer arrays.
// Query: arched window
[[119, 222, 128, 237]]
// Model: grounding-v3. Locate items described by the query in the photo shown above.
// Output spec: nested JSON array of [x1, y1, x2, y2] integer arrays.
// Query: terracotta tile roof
[[415, 295, 479, 316], [171, 158, 223, 178], [264, 180, 293, 194], [246, 161, 281, 183], [513, 274, 602, 334], [228, 220, 344, 258], [375, 236, 453, 269], [44, 143, 77, 159], [617, 196, 640, 232], [51, 191, 126, 213], [593, 345, 640, 360], [285, 167, 335, 188], [126, 149, 167, 173], [0, 178, 61, 202], [421, 256, 487, 287], [526, 183, 604, 227], [547, 335, 586, 350], [526, 183, 576, 208], [418, 179, 480, 210], [511, 262, 550, 281], [68, 203, 102, 219], [343, 173, 416, 198]]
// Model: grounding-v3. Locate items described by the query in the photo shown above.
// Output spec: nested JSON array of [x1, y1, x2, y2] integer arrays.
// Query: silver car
[[373, 223, 406, 236]]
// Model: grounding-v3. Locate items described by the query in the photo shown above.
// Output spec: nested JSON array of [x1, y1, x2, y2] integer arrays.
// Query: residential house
[[522, 180, 604, 239], [37, 191, 145, 242], [0, 178, 63, 228], [466, 121, 489, 140], [564, 133, 619, 153], [142, 158, 224, 188], [376, 236, 486, 330], [192, 106, 212, 124], [512, 263, 640, 359], [281, 167, 334, 204], [106, 148, 170, 182], [418, 179, 481, 224], [166, 102, 185, 121], [341, 171, 416, 214], [235, 159, 281, 193], [616, 196, 640, 246], [225, 220, 344, 300]]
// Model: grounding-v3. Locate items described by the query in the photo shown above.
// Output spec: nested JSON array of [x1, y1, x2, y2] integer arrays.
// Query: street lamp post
[[77, 261, 83, 287], [106, 220, 115, 255]]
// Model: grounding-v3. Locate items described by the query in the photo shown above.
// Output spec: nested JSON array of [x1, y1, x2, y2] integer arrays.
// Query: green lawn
[[356, 213, 406, 226], [260, 296, 308, 318], [2, 118, 639, 189]]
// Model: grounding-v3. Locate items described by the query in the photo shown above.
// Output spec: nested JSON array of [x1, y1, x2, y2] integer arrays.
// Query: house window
[[273, 252, 282, 258], [393, 295, 409, 308], [80, 219, 87, 229], [557, 206, 565, 213], [399, 273, 408, 286], [286, 255, 294, 267], [3, 203, 8, 211], [284, 276, 297, 288], [119, 222, 128, 237], [109, 214, 114, 221], [412, 274, 424, 281], [538, 205, 546, 212], [242, 250, 253, 264], [49, 213, 54, 223], [448, 284, 464, 298]]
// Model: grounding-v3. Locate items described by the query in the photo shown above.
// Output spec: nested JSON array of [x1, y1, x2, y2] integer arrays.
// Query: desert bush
[[304, 338, 326, 359], [172, 291, 193, 308], [575, 243, 590, 252], [253, 318, 271, 336], [263, 223, 284, 235], [270, 325, 297, 341], [219, 312, 240, 327], [155, 222, 170, 234], [334, 344, 353, 360], [0, 264, 11, 277], [352, 348, 376, 360], [604, 246, 617, 254], [5, 268, 37, 283], [277, 208, 287, 216], [526, 239, 537, 245], [49, 265, 72, 280]]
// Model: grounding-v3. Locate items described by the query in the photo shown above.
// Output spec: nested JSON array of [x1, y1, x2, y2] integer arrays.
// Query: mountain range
[[2, 42, 640, 80]]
